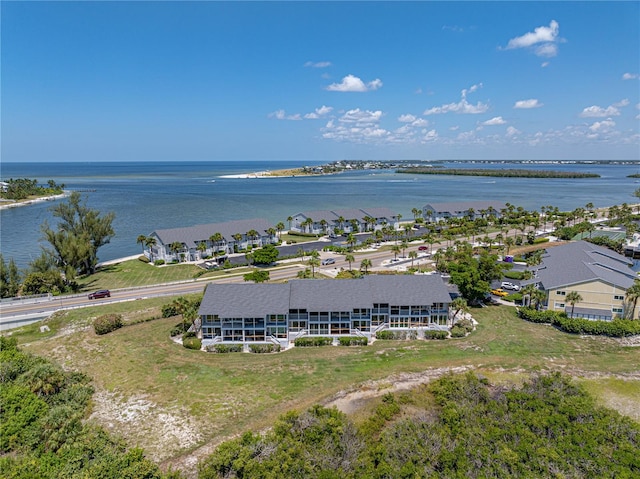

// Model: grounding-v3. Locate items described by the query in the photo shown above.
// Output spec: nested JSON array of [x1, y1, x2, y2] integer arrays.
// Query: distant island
[[0, 178, 67, 209], [397, 167, 600, 179]]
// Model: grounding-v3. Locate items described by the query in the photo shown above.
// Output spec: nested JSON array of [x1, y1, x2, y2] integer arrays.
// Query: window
[[556, 291, 566, 296], [614, 295, 624, 301], [554, 302, 565, 309], [612, 307, 624, 314]]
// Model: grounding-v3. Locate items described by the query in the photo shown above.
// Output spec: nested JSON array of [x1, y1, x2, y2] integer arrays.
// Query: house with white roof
[[198, 275, 452, 348], [147, 218, 277, 263], [422, 201, 506, 223], [534, 241, 638, 320]]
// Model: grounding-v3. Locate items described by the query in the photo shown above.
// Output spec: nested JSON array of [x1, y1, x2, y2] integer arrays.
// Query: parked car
[[490, 289, 509, 297], [321, 258, 336, 265], [501, 282, 521, 291], [418, 246, 428, 251], [88, 289, 111, 299]]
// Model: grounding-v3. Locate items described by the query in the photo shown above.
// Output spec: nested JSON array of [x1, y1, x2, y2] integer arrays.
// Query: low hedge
[[249, 344, 281, 353], [375, 330, 418, 340], [138, 255, 150, 263], [182, 337, 202, 350], [503, 271, 525, 280], [518, 307, 640, 337], [154, 259, 165, 266], [294, 337, 333, 347], [424, 330, 448, 340], [206, 344, 243, 353], [338, 337, 368, 346], [450, 326, 467, 338], [533, 237, 550, 244], [93, 314, 123, 335]]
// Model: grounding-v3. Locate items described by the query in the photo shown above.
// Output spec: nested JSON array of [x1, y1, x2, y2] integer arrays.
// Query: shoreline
[[0, 192, 69, 211]]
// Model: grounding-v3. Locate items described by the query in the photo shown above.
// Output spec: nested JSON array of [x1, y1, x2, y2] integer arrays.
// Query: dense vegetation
[[0, 178, 64, 200], [199, 372, 640, 478], [397, 167, 600, 178], [0, 337, 180, 478], [518, 307, 640, 337]]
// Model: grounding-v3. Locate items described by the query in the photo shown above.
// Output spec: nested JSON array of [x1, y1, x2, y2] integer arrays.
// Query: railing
[[373, 323, 389, 333], [350, 328, 368, 339], [289, 329, 308, 341]]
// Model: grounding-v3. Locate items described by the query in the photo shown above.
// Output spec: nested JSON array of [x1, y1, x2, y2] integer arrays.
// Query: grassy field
[[10, 298, 639, 473]]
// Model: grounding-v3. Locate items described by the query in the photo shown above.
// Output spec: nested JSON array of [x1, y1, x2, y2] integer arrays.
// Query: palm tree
[[308, 257, 320, 278], [565, 291, 583, 318], [423, 233, 435, 254], [232, 233, 243, 252], [391, 245, 400, 260], [409, 250, 418, 268], [287, 216, 293, 230], [345, 253, 355, 271], [624, 280, 640, 319], [196, 242, 207, 259], [209, 232, 224, 256], [145, 236, 157, 262], [400, 240, 408, 258], [360, 258, 372, 275], [504, 236, 515, 255], [450, 297, 468, 326], [169, 241, 183, 262], [276, 222, 285, 239], [136, 234, 147, 254], [246, 229, 260, 247], [346, 233, 356, 251], [320, 219, 328, 235]]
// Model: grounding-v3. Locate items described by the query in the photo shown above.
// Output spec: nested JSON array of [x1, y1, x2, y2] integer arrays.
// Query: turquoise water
[[1, 160, 638, 269]]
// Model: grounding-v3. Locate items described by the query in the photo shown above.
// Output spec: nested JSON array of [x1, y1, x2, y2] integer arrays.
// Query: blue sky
[[2, 1, 639, 163]]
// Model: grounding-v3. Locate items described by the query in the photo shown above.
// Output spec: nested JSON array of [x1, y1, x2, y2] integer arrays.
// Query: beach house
[[289, 207, 399, 235], [422, 201, 506, 223], [198, 274, 452, 348], [147, 218, 277, 263], [534, 241, 638, 320]]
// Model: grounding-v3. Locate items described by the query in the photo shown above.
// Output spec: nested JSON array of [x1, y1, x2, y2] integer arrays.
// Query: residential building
[[289, 207, 399, 235], [423, 201, 506, 223], [198, 275, 452, 348], [147, 218, 277, 263], [534, 240, 638, 320]]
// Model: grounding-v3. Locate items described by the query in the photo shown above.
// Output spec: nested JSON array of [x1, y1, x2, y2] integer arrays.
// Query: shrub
[[338, 337, 368, 346], [294, 337, 333, 347], [450, 325, 467, 338], [182, 337, 202, 350], [504, 271, 525, 280], [518, 308, 560, 324], [249, 344, 281, 353], [161, 303, 179, 318], [375, 330, 417, 340], [533, 237, 550, 244], [183, 331, 196, 339], [93, 314, 123, 335], [424, 330, 448, 340], [206, 344, 243, 353], [170, 321, 190, 337], [138, 255, 150, 263], [518, 307, 640, 337], [154, 259, 165, 266]]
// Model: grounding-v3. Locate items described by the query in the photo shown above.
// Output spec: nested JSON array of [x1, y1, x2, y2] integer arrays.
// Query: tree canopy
[[41, 192, 115, 277]]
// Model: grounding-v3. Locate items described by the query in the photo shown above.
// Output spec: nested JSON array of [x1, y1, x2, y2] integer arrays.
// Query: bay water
[[1, 160, 638, 270]]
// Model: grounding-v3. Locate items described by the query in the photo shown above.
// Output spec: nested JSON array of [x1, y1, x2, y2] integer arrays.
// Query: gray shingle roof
[[536, 240, 636, 290], [199, 275, 451, 317], [152, 218, 274, 249], [360, 207, 398, 220], [199, 283, 291, 317]]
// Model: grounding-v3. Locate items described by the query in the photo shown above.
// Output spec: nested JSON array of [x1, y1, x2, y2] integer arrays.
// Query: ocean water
[[1, 160, 639, 269]]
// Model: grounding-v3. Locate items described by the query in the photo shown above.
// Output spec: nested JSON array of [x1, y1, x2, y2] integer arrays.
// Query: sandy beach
[[0, 192, 69, 210]]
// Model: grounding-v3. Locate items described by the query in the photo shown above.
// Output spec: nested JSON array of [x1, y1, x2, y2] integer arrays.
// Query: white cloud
[[514, 99, 543, 109], [503, 20, 562, 58], [303, 105, 334, 119], [541, 61, 550, 68], [589, 118, 616, 133], [269, 109, 301, 120], [482, 116, 506, 126], [339, 108, 383, 124], [614, 99, 630, 108], [411, 118, 429, 127], [506, 126, 520, 137], [325, 74, 383, 92], [506, 20, 559, 49], [398, 114, 417, 123], [622, 73, 639, 80], [579, 104, 621, 118], [424, 83, 488, 115], [422, 129, 439, 142], [304, 61, 331, 68]]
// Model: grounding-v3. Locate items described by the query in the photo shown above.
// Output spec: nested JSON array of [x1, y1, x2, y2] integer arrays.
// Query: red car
[[418, 246, 428, 251], [88, 289, 111, 299]]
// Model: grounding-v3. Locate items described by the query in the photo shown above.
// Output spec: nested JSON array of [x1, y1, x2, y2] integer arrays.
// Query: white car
[[501, 281, 521, 291]]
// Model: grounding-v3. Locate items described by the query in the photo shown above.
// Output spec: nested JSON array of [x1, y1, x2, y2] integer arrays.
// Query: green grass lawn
[[13, 299, 639, 466], [77, 259, 202, 291]]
